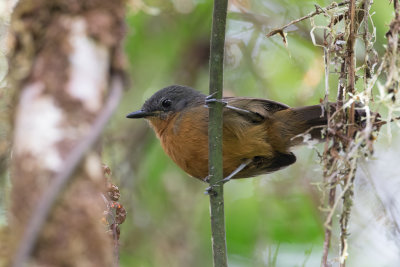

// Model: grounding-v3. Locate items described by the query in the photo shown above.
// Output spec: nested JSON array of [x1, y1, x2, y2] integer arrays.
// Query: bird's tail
[[273, 103, 376, 147], [272, 104, 327, 147]]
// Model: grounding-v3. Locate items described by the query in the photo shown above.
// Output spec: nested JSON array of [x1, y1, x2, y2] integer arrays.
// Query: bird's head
[[126, 85, 205, 132]]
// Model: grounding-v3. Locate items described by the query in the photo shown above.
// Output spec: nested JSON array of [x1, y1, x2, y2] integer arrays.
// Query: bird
[[126, 85, 364, 182]]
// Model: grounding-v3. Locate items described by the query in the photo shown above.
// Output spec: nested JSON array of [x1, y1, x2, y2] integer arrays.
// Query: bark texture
[[8, 0, 126, 266]]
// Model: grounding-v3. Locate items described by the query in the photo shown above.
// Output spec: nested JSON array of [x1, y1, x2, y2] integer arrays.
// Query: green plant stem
[[208, 0, 228, 266]]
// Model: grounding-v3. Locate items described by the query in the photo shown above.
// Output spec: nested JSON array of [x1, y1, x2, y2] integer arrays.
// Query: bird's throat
[[147, 115, 175, 139]]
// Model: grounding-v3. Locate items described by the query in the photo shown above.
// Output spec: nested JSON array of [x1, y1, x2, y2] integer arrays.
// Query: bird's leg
[[205, 96, 263, 122], [204, 159, 252, 195], [220, 158, 252, 183]]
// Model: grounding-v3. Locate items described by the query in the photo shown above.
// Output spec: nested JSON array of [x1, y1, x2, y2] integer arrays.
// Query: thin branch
[[385, 0, 400, 98], [266, 1, 350, 39], [322, 20, 346, 267], [345, 0, 357, 140], [320, 0, 396, 265], [321, 176, 336, 266], [337, 61, 347, 108], [12, 74, 124, 267], [395, 0, 400, 20], [362, 0, 374, 151], [339, 158, 357, 267], [321, 25, 334, 267], [338, 1, 358, 265], [208, 0, 228, 266]]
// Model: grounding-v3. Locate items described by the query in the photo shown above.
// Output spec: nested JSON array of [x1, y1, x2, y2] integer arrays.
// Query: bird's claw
[[204, 185, 217, 196], [205, 94, 227, 107], [204, 178, 231, 195], [205, 92, 218, 100]]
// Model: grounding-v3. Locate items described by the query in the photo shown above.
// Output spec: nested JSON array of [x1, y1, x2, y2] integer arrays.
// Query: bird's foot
[[204, 184, 220, 196], [204, 177, 236, 195], [203, 175, 227, 195], [205, 94, 227, 107], [204, 159, 252, 195], [204, 186, 214, 195]]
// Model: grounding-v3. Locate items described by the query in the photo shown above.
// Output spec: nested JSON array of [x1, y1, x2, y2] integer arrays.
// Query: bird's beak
[[126, 110, 154, 119]]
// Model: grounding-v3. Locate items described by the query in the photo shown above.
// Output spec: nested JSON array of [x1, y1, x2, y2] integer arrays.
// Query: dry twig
[[266, 1, 350, 43]]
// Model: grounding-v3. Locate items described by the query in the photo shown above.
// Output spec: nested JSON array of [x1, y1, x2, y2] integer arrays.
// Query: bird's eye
[[161, 99, 172, 108]]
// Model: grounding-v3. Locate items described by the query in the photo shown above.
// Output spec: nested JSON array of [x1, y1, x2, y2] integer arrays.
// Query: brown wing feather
[[223, 97, 289, 119], [220, 98, 294, 178]]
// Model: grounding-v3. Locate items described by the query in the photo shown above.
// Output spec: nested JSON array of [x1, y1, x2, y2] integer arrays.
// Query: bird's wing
[[222, 97, 290, 123], [235, 152, 297, 178]]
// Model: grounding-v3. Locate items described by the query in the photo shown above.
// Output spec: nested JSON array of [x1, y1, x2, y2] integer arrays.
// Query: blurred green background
[[104, 0, 398, 266], [0, 0, 398, 266]]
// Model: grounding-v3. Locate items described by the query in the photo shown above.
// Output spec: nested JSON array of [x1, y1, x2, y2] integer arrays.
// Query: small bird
[[127, 85, 356, 181]]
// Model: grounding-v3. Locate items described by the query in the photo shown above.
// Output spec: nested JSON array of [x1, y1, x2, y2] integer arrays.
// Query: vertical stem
[[346, 0, 357, 96], [339, 1, 358, 266], [321, 32, 334, 267], [321, 183, 336, 267], [208, 0, 228, 267], [346, 0, 357, 139]]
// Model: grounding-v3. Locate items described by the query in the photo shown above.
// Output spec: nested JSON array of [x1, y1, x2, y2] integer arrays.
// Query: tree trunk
[[8, 0, 126, 266]]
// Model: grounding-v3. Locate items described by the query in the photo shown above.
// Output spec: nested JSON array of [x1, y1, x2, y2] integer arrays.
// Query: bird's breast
[[149, 107, 210, 179], [148, 106, 284, 179]]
